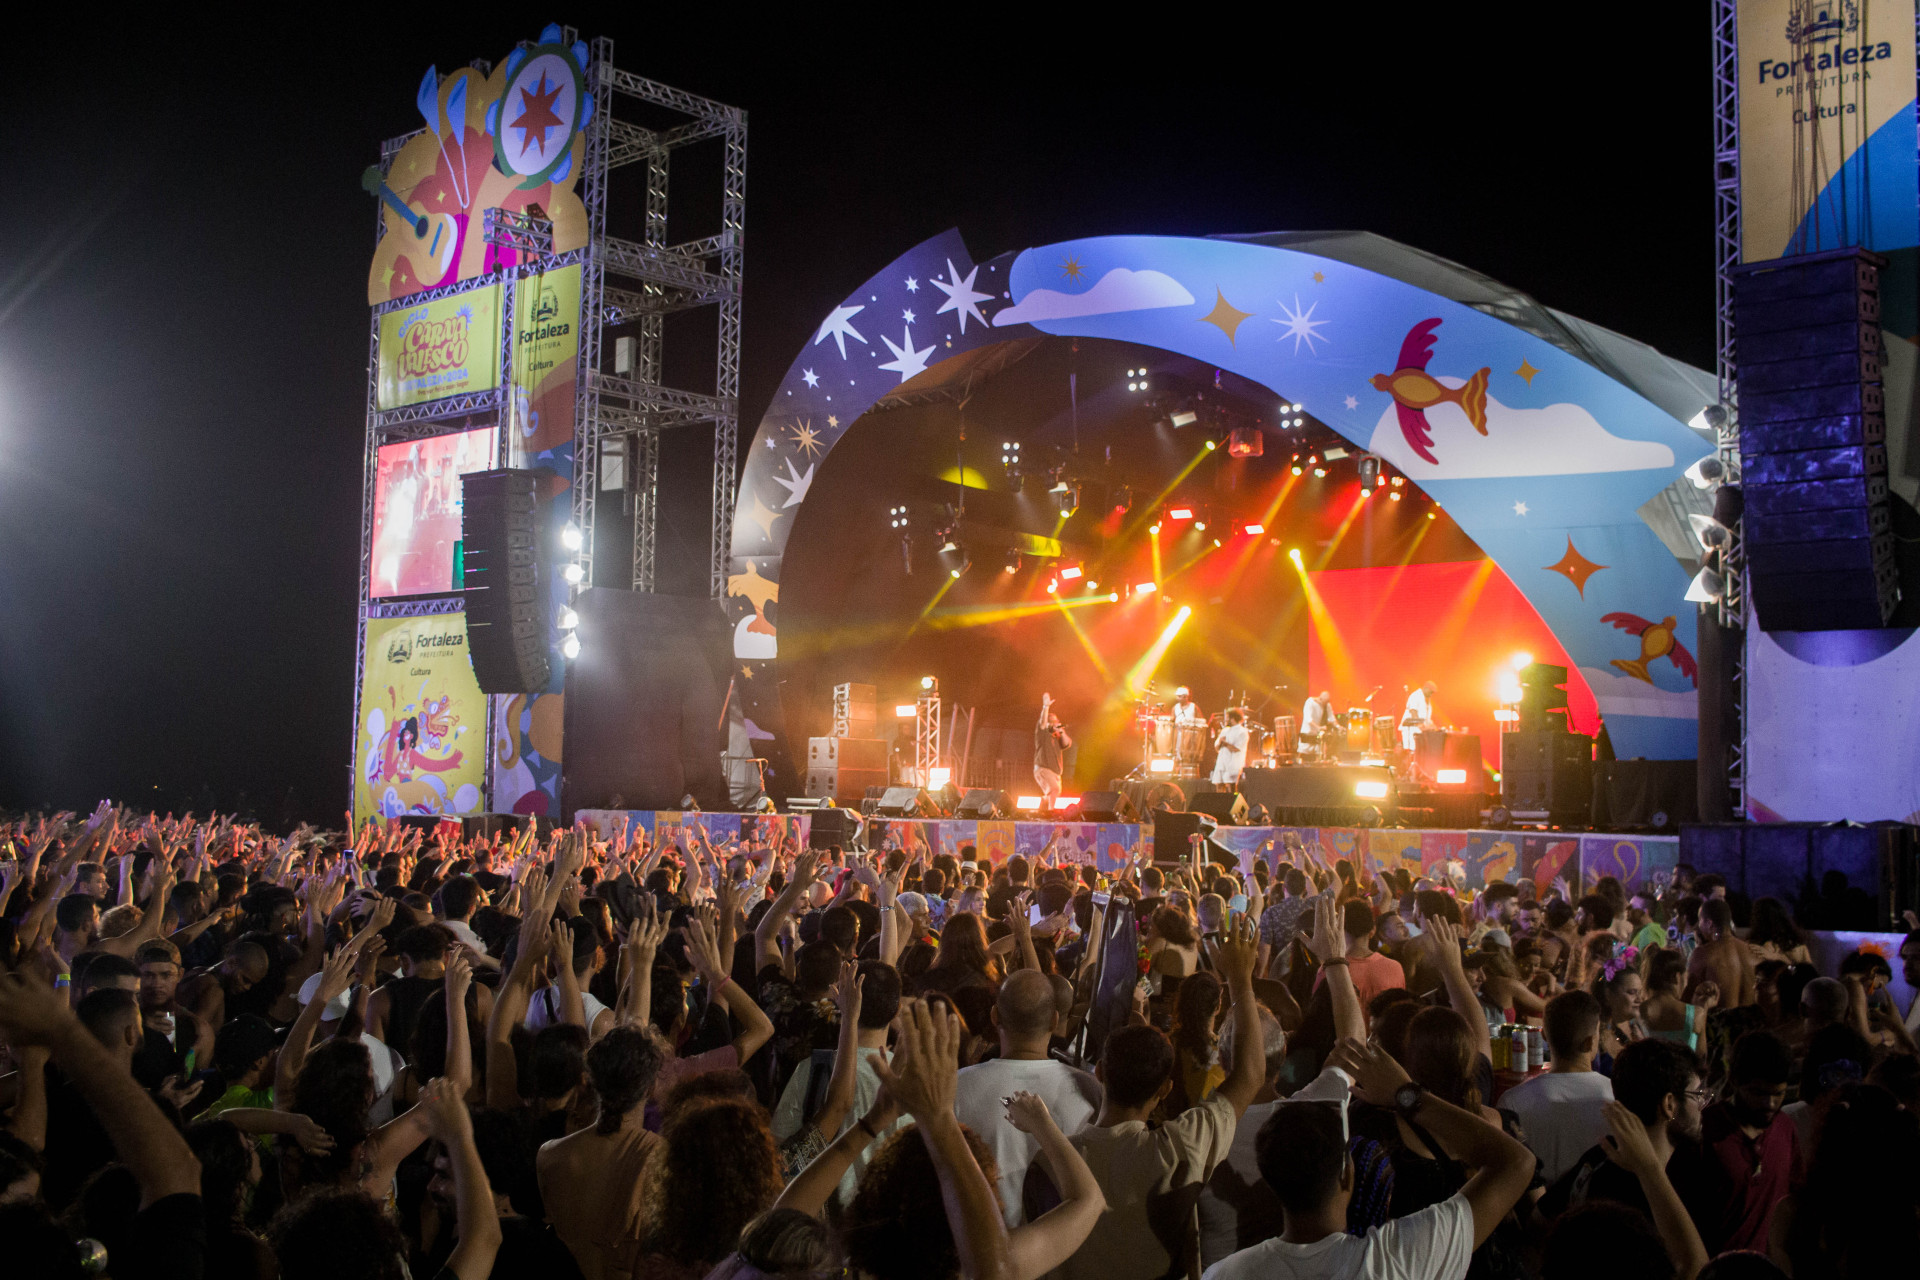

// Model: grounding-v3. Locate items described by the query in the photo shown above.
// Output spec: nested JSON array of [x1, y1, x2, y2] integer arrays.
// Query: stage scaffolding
[[1710, 0, 1745, 818], [354, 30, 745, 804]]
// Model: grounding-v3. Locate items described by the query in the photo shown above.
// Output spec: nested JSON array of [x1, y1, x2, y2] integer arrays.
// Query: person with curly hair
[[634, 1096, 786, 1279]]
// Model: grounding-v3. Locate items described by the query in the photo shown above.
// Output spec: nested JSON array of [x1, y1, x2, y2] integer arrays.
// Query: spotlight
[[1060, 566, 1083, 580], [1194, 521, 1206, 532], [1510, 651, 1533, 671], [921, 676, 937, 690], [562, 632, 581, 659], [1437, 768, 1468, 785], [1149, 522, 1162, 534], [1688, 404, 1730, 434], [1243, 523, 1265, 535], [1313, 467, 1327, 477], [1287, 548, 1303, 565], [557, 607, 579, 630], [562, 562, 585, 584], [1426, 511, 1437, 520], [1290, 403, 1302, 412], [939, 533, 959, 553], [1292, 466, 1303, 476], [896, 704, 917, 717], [1046, 579, 1058, 594], [1354, 779, 1390, 800], [1323, 446, 1349, 460], [1168, 508, 1193, 521], [949, 558, 971, 579], [890, 505, 910, 530], [927, 767, 951, 788], [1003, 548, 1022, 574], [1205, 439, 1217, 451], [1688, 512, 1731, 550], [1496, 672, 1523, 703], [1684, 455, 1728, 490], [1391, 476, 1404, 487], [1135, 581, 1157, 595], [1148, 757, 1176, 774], [1086, 581, 1098, 591], [1307, 455, 1318, 465], [1170, 410, 1199, 428], [560, 522, 583, 551], [1212, 538, 1221, 547], [1685, 566, 1725, 603], [1388, 491, 1402, 501]]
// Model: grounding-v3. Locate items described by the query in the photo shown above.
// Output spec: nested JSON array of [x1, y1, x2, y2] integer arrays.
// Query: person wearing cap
[[1172, 687, 1204, 726]]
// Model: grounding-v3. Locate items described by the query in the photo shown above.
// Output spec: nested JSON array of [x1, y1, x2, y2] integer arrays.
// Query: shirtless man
[[1686, 898, 1755, 1008], [176, 939, 270, 1032], [537, 1027, 665, 1280]]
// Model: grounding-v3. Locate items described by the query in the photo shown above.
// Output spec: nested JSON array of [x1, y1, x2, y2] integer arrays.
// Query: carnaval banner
[[1737, 0, 1919, 264], [376, 283, 501, 409], [355, 611, 488, 823], [510, 262, 581, 457]]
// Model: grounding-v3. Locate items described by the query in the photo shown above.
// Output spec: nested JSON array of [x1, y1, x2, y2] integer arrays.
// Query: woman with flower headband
[[1590, 945, 1650, 1074]]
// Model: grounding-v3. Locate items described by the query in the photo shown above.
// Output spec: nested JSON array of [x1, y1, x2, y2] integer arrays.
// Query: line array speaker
[[461, 469, 552, 693]]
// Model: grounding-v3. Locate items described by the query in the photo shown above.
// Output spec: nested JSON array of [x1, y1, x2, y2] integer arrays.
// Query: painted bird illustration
[[1602, 612, 1698, 687], [1370, 318, 1491, 465], [728, 561, 780, 635]]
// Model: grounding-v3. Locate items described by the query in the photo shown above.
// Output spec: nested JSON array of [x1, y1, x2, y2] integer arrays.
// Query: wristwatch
[[1394, 1082, 1426, 1118]]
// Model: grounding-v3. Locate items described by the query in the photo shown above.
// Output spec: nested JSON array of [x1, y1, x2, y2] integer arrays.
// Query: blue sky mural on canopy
[[730, 231, 1714, 768]]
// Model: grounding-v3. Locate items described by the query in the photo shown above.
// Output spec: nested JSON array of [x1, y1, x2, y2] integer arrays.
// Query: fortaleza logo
[[518, 290, 571, 346], [385, 629, 466, 663], [399, 305, 475, 379], [1758, 1, 1891, 84]]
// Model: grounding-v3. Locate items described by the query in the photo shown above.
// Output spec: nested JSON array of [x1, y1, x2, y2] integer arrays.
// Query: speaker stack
[[460, 469, 552, 693], [1734, 247, 1900, 630], [1501, 663, 1591, 825]]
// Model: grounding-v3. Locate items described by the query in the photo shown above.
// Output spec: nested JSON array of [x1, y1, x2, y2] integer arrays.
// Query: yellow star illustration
[[1515, 360, 1540, 385], [436, 189, 448, 203], [746, 493, 783, 540], [741, 665, 754, 679], [1543, 537, 1607, 597], [789, 419, 823, 457], [1200, 289, 1254, 344], [1062, 256, 1084, 281], [827, 415, 839, 429], [382, 265, 395, 285], [1312, 271, 1325, 283]]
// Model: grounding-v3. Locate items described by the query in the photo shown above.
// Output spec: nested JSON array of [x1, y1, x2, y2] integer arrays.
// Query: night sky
[[0, 12, 1711, 822]]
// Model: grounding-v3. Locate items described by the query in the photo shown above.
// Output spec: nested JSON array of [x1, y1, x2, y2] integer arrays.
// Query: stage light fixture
[[1391, 476, 1405, 487], [1170, 410, 1199, 428], [1108, 592, 1120, 602], [1085, 580, 1098, 590], [1149, 758, 1175, 774], [562, 563, 585, 584], [1496, 672, 1523, 703], [896, 704, 917, 717], [1684, 455, 1728, 490], [1046, 578, 1058, 594], [949, 558, 971, 579], [1205, 439, 1218, 450], [1324, 446, 1349, 460], [560, 522, 583, 551], [1291, 403, 1302, 412], [939, 534, 959, 553], [927, 767, 952, 789], [1389, 491, 1402, 501], [1688, 404, 1730, 434], [562, 632, 581, 660], [1292, 465, 1303, 476], [1426, 511, 1437, 520], [1353, 779, 1390, 800], [1493, 708, 1520, 723], [1169, 508, 1193, 521], [1437, 768, 1468, 785], [1211, 539, 1221, 547], [1684, 566, 1725, 603], [1357, 454, 1381, 486], [1511, 651, 1534, 671], [1136, 581, 1156, 594], [1003, 548, 1021, 574], [890, 505, 910, 530], [1015, 795, 1043, 811], [1243, 523, 1265, 535], [1306, 455, 1317, 465], [1287, 547, 1303, 565], [1194, 521, 1206, 531], [1313, 468, 1327, 478], [1060, 565, 1083, 580], [1376, 476, 1387, 487], [1149, 522, 1161, 534], [557, 607, 579, 630], [1688, 512, 1731, 550], [921, 676, 937, 690]]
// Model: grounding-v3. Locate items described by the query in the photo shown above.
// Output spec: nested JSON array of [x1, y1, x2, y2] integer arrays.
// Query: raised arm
[[442, 950, 474, 1094], [1211, 913, 1266, 1118], [689, 909, 773, 1064], [1601, 1100, 1707, 1279], [1422, 917, 1492, 1068], [755, 850, 820, 973], [0, 968, 200, 1207], [1305, 896, 1364, 1042], [1003, 1092, 1105, 1278], [420, 1077, 503, 1280], [277, 949, 357, 1106], [806, 961, 867, 1144]]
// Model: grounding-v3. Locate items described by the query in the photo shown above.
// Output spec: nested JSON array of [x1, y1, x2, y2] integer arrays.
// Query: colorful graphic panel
[[375, 283, 501, 410], [355, 611, 486, 822], [369, 427, 498, 599]]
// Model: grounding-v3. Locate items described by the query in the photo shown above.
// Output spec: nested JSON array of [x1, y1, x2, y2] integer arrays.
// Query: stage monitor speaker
[[1188, 792, 1250, 825], [1735, 247, 1898, 630], [806, 807, 864, 851], [462, 812, 555, 840], [1152, 810, 1217, 862], [876, 786, 938, 818], [391, 814, 445, 834], [461, 469, 552, 693], [957, 788, 1012, 819], [1077, 790, 1137, 822]]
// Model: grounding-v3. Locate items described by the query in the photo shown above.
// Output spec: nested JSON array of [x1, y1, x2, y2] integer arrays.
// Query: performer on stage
[[1035, 693, 1072, 802], [1171, 687, 1203, 725], [1301, 689, 1335, 738], [1401, 680, 1437, 750], [1210, 708, 1250, 787]]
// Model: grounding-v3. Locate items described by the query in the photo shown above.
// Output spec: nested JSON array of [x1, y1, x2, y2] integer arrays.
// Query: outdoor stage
[[576, 808, 1679, 893]]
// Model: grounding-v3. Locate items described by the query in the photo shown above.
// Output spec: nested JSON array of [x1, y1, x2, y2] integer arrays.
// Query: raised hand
[[1326, 1036, 1413, 1106], [418, 1076, 474, 1141], [444, 950, 473, 1006], [158, 1075, 204, 1110], [1693, 979, 1721, 1012], [872, 998, 961, 1123], [1424, 915, 1465, 971], [0, 965, 77, 1045], [1211, 911, 1258, 987], [1003, 1090, 1059, 1136], [1599, 1099, 1664, 1179], [548, 917, 575, 973], [288, 1112, 337, 1156], [833, 958, 864, 1026], [314, 948, 359, 1007], [1305, 895, 1347, 964]]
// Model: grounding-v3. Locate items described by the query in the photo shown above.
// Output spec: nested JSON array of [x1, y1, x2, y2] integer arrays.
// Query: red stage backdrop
[[1305, 559, 1599, 771]]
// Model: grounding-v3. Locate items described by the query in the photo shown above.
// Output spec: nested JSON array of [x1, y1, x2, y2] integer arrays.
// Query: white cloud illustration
[[994, 267, 1196, 326], [734, 615, 777, 660], [1578, 666, 1698, 719], [1365, 380, 1676, 479]]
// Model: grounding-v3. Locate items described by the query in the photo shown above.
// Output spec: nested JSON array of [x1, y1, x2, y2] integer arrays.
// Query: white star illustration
[[931, 258, 991, 333], [764, 437, 776, 449], [877, 325, 935, 382], [1272, 294, 1328, 354], [905, 276, 919, 293], [903, 308, 916, 324], [814, 304, 867, 358], [1343, 395, 1358, 410], [1513, 501, 1529, 516], [801, 368, 820, 388], [772, 457, 815, 508]]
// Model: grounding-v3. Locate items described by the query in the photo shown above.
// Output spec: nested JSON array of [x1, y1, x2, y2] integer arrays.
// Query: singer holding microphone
[[1035, 692, 1073, 803]]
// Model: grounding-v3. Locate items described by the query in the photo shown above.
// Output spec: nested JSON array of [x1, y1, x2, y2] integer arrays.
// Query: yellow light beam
[[1117, 444, 1217, 545], [1122, 605, 1192, 696], [921, 593, 1115, 630], [902, 574, 959, 640], [1053, 597, 1112, 681], [1287, 553, 1357, 694], [1220, 473, 1299, 597]]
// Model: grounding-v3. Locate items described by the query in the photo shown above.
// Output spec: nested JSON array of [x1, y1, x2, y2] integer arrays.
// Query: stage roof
[[1216, 231, 1718, 429]]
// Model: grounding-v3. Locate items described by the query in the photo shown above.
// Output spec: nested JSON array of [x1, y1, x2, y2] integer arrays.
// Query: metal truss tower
[[1710, 0, 1745, 817], [355, 35, 745, 804]]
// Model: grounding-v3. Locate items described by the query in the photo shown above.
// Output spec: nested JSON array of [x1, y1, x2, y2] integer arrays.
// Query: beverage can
[[1490, 1028, 1510, 1070], [1509, 1026, 1529, 1071], [1528, 1026, 1544, 1070]]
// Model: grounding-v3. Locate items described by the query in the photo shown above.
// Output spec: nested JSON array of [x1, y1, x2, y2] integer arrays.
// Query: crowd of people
[[1, 802, 1917, 1280]]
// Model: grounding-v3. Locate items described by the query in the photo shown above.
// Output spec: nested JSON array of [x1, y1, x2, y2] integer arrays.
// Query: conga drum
[[1274, 715, 1298, 755], [1175, 722, 1209, 766], [1345, 708, 1372, 752], [1149, 715, 1176, 756], [1371, 714, 1396, 753]]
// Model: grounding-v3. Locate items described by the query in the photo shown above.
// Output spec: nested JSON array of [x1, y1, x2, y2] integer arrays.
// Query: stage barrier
[[573, 810, 1679, 893]]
